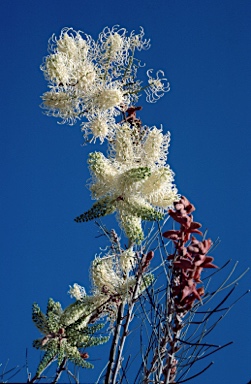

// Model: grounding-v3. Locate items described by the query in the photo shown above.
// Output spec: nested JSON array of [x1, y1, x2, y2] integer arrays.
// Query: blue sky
[[1, 0, 251, 383]]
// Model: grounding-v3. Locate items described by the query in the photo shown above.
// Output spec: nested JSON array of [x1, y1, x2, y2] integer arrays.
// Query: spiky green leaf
[[36, 347, 57, 376], [32, 303, 49, 334], [46, 298, 63, 332], [74, 197, 116, 222]]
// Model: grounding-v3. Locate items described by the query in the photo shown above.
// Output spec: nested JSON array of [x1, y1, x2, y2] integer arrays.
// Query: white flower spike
[[75, 123, 179, 243], [41, 26, 170, 142]]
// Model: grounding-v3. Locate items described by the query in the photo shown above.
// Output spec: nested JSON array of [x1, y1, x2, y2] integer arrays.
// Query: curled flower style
[[97, 25, 150, 75], [47, 27, 94, 57], [91, 253, 134, 296], [75, 123, 178, 243], [95, 88, 124, 110], [111, 123, 171, 167], [41, 26, 170, 141], [129, 27, 151, 51], [83, 82, 128, 119], [69, 283, 87, 301], [98, 25, 130, 64], [145, 70, 170, 103], [41, 28, 97, 88], [41, 89, 81, 124], [43, 52, 73, 85], [81, 112, 118, 143]]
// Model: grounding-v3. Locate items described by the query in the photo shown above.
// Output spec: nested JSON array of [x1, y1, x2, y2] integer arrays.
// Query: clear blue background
[[1, 0, 251, 383]]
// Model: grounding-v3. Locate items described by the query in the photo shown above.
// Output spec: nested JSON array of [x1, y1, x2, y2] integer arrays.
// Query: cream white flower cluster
[[91, 249, 136, 294], [89, 249, 154, 306], [67, 249, 153, 321], [41, 26, 170, 142], [75, 123, 179, 243], [68, 249, 136, 306], [69, 283, 87, 301]]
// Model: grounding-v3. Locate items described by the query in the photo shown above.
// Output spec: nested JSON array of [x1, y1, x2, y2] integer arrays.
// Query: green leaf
[[60, 300, 93, 327], [74, 197, 116, 222], [36, 348, 57, 376], [58, 339, 67, 366], [119, 212, 144, 244], [64, 344, 94, 369], [32, 303, 49, 334], [46, 298, 63, 333], [46, 298, 63, 317], [83, 322, 106, 335], [125, 199, 164, 221], [85, 335, 110, 347]]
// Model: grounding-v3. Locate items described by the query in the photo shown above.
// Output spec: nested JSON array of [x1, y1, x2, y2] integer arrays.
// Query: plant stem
[[52, 357, 67, 384], [27, 355, 56, 383], [111, 267, 143, 384], [105, 302, 125, 384]]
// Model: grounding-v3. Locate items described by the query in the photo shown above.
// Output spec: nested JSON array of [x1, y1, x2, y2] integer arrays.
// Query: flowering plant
[[25, 25, 249, 384], [41, 26, 169, 141]]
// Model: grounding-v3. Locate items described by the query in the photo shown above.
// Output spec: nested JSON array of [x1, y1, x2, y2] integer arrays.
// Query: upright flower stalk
[[29, 24, 248, 383]]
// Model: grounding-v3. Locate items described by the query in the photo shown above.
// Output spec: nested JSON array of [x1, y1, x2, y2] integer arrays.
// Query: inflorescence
[[41, 26, 170, 142], [34, 24, 180, 379]]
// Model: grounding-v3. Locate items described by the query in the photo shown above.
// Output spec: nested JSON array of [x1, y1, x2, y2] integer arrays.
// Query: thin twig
[[111, 267, 144, 383], [52, 357, 67, 384], [104, 302, 125, 384]]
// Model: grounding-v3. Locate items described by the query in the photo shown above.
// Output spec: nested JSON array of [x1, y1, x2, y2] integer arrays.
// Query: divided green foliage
[[46, 298, 63, 333], [74, 197, 116, 222], [32, 298, 109, 377], [32, 303, 49, 334], [36, 344, 57, 376], [124, 199, 164, 221]]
